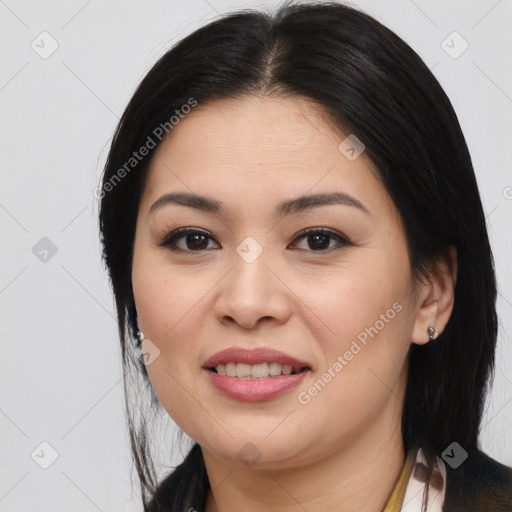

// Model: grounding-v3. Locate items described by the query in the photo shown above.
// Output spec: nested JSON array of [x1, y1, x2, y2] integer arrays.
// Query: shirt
[[383, 447, 446, 512]]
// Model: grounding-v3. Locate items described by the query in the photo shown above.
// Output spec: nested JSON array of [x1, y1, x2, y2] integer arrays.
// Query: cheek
[[303, 262, 404, 351], [298, 284, 409, 432], [134, 267, 209, 434], [301, 269, 412, 412], [132, 245, 206, 342]]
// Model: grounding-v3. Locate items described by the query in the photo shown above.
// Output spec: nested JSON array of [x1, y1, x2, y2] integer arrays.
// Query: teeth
[[252, 362, 269, 378], [226, 362, 236, 377], [269, 363, 281, 376], [213, 362, 304, 378], [236, 363, 252, 378]]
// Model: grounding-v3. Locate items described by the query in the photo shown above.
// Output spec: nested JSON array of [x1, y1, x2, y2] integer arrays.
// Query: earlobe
[[411, 245, 457, 346]]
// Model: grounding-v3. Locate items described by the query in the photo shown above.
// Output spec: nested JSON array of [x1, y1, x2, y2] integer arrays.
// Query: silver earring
[[137, 330, 144, 342], [427, 326, 438, 341]]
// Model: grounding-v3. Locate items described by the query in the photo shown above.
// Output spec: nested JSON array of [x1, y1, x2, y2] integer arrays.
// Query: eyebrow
[[148, 191, 370, 217]]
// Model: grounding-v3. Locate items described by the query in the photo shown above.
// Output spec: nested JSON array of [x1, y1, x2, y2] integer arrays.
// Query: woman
[[98, 2, 512, 510]]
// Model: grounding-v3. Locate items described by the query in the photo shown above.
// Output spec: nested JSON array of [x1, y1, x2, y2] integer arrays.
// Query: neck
[[202, 395, 406, 512]]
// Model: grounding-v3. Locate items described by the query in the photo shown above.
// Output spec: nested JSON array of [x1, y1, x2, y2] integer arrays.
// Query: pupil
[[308, 234, 329, 250], [187, 234, 208, 250]]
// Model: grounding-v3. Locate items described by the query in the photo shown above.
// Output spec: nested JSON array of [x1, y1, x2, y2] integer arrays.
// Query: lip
[[202, 347, 312, 402], [205, 368, 311, 402], [203, 347, 311, 369]]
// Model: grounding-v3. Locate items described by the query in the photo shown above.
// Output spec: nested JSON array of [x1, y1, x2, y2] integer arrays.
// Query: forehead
[[157, 95, 341, 158], [140, 95, 393, 219]]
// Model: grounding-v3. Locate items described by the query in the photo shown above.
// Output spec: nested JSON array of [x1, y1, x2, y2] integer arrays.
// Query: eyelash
[[157, 226, 350, 253]]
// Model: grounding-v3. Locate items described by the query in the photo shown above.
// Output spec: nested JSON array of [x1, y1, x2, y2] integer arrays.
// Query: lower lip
[[204, 368, 310, 402]]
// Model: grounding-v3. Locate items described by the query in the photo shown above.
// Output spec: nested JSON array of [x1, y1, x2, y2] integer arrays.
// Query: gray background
[[1, 0, 511, 510]]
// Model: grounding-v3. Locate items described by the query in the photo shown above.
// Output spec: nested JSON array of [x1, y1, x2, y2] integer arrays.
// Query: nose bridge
[[235, 235, 266, 266], [215, 235, 289, 328], [229, 235, 272, 302]]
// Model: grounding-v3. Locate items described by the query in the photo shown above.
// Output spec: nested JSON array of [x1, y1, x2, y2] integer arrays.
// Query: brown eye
[[289, 228, 350, 252], [158, 228, 219, 252]]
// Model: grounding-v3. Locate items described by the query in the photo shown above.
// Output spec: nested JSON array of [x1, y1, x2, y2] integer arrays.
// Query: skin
[[131, 95, 457, 512]]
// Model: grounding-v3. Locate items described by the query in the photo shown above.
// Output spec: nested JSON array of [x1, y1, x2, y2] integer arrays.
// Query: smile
[[210, 362, 307, 378]]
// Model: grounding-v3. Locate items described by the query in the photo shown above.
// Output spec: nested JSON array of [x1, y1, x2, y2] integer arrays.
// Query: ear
[[411, 245, 458, 346]]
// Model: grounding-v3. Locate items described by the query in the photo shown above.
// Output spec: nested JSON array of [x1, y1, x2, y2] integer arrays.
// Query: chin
[[199, 432, 310, 470]]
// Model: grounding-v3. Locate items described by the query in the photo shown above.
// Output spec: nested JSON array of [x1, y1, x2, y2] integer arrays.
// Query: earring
[[137, 330, 144, 343], [427, 326, 438, 341]]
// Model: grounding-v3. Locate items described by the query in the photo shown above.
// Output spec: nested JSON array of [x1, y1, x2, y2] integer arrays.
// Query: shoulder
[[443, 448, 512, 512]]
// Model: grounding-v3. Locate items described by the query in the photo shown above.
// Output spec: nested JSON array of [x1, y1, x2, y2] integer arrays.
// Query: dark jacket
[[443, 448, 512, 511]]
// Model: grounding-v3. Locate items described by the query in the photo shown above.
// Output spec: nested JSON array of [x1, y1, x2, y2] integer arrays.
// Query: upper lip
[[203, 347, 311, 369]]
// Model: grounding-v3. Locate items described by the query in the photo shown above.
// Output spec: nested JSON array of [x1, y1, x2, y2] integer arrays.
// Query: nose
[[214, 253, 292, 330]]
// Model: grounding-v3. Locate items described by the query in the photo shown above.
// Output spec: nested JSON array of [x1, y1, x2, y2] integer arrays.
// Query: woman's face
[[132, 95, 426, 469]]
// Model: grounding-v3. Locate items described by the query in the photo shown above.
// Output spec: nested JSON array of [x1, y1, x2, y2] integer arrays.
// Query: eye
[[157, 227, 219, 252], [289, 227, 350, 252]]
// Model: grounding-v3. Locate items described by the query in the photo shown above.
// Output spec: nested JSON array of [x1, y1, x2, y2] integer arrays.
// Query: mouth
[[202, 347, 312, 401], [207, 362, 311, 379]]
